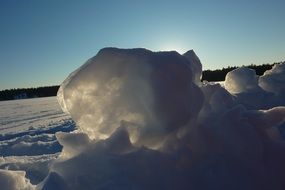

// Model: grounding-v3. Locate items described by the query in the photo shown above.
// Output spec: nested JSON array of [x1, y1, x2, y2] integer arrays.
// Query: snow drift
[[1, 48, 284, 190]]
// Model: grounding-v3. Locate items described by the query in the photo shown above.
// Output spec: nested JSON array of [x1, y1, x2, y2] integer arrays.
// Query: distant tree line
[[201, 62, 281, 82], [0, 62, 283, 101], [0, 86, 59, 101]]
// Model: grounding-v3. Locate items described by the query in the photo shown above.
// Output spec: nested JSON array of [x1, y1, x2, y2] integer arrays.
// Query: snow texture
[[0, 97, 75, 186], [0, 48, 285, 190], [0, 169, 35, 190]]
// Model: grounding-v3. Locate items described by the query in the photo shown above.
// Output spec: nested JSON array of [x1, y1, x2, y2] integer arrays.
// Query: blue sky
[[0, 0, 284, 90]]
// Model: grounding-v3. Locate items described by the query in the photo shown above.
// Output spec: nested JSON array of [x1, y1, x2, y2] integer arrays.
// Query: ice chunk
[[55, 132, 90, 159], [183, 50, 202, 85], [259, 62, 285, 95], [224, 67, 261, 94], [0, 169, 35, 190], [223, 67, 277, 109], [57, 48, 204, 146], [200, 82, 234, 115], [223, 63, 285, 109]]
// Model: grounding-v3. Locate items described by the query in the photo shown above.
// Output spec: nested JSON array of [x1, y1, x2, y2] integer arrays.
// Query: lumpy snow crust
[[0, 97, 75, 190], [1, 48, 285, 190], [224, 64, 285, 109]]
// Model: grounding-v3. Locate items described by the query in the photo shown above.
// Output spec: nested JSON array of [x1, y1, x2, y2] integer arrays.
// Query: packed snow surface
[[0, 97, 75, 189], [1, 48, 285, 190]]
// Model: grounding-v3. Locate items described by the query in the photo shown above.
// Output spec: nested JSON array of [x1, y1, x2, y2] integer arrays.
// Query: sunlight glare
[[159, 44, 187, 54]]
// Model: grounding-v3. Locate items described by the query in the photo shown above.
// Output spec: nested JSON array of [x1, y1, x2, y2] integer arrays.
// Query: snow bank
[[1, 48, 284, 189], [224, 63, 285, 109], [48, 48, 285, 189], [40, 106, 285, 190]]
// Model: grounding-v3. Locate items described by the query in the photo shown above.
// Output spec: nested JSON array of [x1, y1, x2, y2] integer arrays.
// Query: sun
[[159, 44, 188, 54]]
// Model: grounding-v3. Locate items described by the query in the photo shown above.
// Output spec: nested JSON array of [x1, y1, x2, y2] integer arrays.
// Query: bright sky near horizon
[[0, 0, 285, 90]]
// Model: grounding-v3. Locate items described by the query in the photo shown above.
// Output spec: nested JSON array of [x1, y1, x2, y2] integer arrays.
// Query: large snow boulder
[[58, 48, 204, 144]]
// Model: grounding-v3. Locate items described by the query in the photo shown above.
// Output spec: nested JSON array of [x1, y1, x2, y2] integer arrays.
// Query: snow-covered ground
[[0, 97, 73, 135], [0, 97, 75, 186]]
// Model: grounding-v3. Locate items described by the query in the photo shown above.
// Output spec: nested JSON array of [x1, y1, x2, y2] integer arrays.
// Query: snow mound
[[259, 62, 285, 95], [0, 169, 35, 190], [224, 67, 261, 94], [58, 48, 203, 147], [50, 48, 285, 189], [40, 105, 285, 190], [224, 63, 285, 109]]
